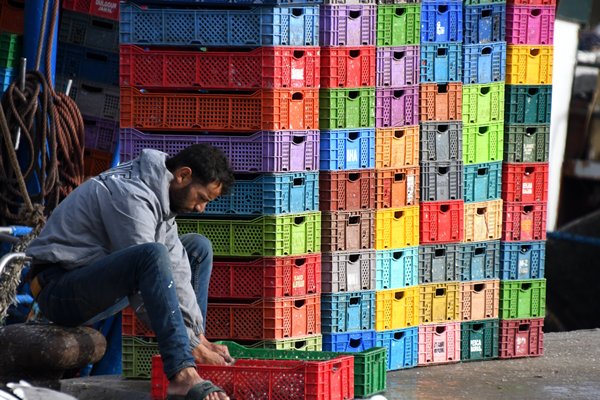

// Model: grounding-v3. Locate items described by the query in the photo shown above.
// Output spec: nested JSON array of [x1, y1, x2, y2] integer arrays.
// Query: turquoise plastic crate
[[463, 161, 502, 202], [320, 128, 376, 170], [375, 327, 418, 370], [375, 247, 419, 290], [321, 290, 376, 332]]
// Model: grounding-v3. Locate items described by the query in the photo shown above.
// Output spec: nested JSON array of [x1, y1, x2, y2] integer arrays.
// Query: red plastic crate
[[419, 83, 463, 122], [502, 162, 549, 203], [320, 46, 375, 88], [83, 148, 111, 177], [502, 201, 547, 241], [62, 0, 119, 21], [120, 45, 320, 90], [151, 355, 354, 400], [506, 5, 555, 45], [498, 318, 544, 359], [507, 0, 555, 4], [206, 294, 321, 340], [420, 200, 464, 244], [319, 169, 375, 211], [122, 306, 154, 337], [321, 210, 375, 252], [120, 87, 319, 132], [209, 254, 322, 299], [375, 167, 420, 208], [0, 0, 24, 34]]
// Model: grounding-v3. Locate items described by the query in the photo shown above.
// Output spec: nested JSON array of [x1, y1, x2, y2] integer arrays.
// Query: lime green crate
[[122, 336, 158, 379], [500, 279, 547, 320], [377, 4, 421, 46], [0, 32, 21, 68], [463, 122, 504, 165], [177, 211, 321, 256], [319, 88, 375, 129], [218, 341, 387, 398], [462, 82, 505, 125], [243, 334, 323, 351]]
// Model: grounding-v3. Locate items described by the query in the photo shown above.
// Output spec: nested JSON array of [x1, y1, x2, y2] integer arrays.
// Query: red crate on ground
[[321, 210, 375, 252], [120, 45, 320, 90], [506, 5, 555, 45], [502, 162, 549, 202], [120, 87, 319, 132], [84, 148, 111, 177], [502, 201, 547, 241], [420, 200, 464, 244], [151, 355, 354, 400], [375, 127, 420, 168], [320, 46, 375, 88], [499, 318, 544, 359], [375, 167, 420, 208], [210, 254, 322, 299], [0, 0, 24, 34], [62, 0, 119, 21], [122, 306, 154, 337], [319, 169, 376, 211], [418, 322, 461, 366], [206, 294, 321, 340], [419, 83, 463, 122]]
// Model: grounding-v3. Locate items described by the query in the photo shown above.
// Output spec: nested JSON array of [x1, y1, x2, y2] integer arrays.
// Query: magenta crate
[[418, 322, 461, 366], [375, 86, 419, 128], [119, 128, 319, 173], [83, 116, 119, 153], [376, 46, 419, 87], [319, 5, 377, 46], [320, 46, 376, 88], [506, 5, 555, 45]]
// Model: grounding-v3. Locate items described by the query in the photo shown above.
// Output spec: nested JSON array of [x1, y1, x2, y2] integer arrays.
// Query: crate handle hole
[[474, 283, 485, 292], [481, 9, 492, 18], [349, 10, 362, 19], [525, 166, 536, 175], [480, 87, 490, 95], [292, 8, 304, 17], [478, 126, 489, 134], [92, 19, 115, 30], [394, 211, 404, 219], [477, 168, 488, 176], [294, 258, 306, 266], [294, 341, 307, 349], [519, 323, 530, 331], [520, 245, 531, 253], [437, 84, 448, 94], [394, 173, 406, 182], [348, 254, 360, 262], [349, 338, 362, 348], [292, 135, 306, 144], [530, 48, 540, 57], [293, 177, 305, 186], [349, 49, 361, 58], [474, 247, 485, 255], [435, 288, 445, 296], [477, 207, 486, 215], [481, 46, 492, 55], [525, 127, 537, 135], [437, 124, 449, 133], [437, 48, 447, 57], [86, 52, 108, 62], [440, 204, 450, 213], [531, 8, 542, 17], [434, 249, 445, 257], [394, 291, 404, 300], [528, 88, 539, 96], [349, 296, 361, 305], [348, 91, 359, 99], [348, 216, 360, 225], [294, 216, 305, 225], [393, 90, 405, 98], [81, 84, 103, 93], [521, 283, 532, 291], [348, 173, 360, 182], [393, 51, 405, 60], [436, 326, 446, 334], [348, 131, 360, 140], [392, 251, 404, 259], [394, 130, 405, 139], [294, 299, 306, 308], [473, 323, 483, 331], [8, 0, 25, 8], [293, 50, 305, 59], [438, 5, 448, 13], [437, 166, 449, 175], [84, 118, 97, 126], [523, 205, 533, 213], [395, 8, 405, 16], [292, 92, 303, 100]]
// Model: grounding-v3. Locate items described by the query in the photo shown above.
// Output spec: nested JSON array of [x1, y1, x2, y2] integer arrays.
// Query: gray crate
[[420, 122, 462, 162], [56, 75, 119, 122], [459, 240, 501, 281], [420, 160, 463, 201], [418, 243, 461, 283], [321, 250, 377, 292], [59, 10, 119, 53]]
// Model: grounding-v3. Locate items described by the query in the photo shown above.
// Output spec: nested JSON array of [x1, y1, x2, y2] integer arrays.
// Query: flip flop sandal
[[167, 380, 226, 400]]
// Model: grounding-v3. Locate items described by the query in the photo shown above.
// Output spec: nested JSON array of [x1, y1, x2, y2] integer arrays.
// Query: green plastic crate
[[176, 211, 321, 256], [460, 319, 499, 361], [500, 279, 547, 320], [463, 122, 504, 165], [462, 82, 505, 125], [218, 341, 387, 398], [0, 32, 21, 68], [319, 88, 375, 129], [122, 336, 159, 379], [504, 123, 550, 163], [376, 4, 421, 46]]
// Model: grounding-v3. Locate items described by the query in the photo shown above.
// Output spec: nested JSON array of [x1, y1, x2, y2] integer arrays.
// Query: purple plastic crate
[[376, 46, 419, 87], [506, 5, 555, 45], [320, 5, 376, 46], [83, 116, 119, 152], [376, 86, 419, 128], [119, 128, 320, 173]]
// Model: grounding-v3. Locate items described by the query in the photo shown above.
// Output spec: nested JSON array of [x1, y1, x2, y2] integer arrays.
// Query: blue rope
[[547, 231, 600, 247]]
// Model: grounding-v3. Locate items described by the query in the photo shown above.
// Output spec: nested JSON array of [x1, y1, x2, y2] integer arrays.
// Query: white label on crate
[[406, 175, 415, 204], [347, 149, 358, 163], [291, 68, 304, 81], [519, 259, 530, 276], [433, 341, 445, 354], [95, 0, 118, 13], [347, 273, 360, 289], [523, 143, 535, 158], [470, 339, 482, 353], [436, 21, 446, 36], [293, 275, 305, 289], [522, 182, 533, 195]]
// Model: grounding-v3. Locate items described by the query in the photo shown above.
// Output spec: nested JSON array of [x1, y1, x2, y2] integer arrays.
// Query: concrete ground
[[61, 329, 600, 400]]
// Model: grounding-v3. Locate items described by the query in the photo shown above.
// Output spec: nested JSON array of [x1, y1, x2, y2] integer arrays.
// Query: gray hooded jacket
[[26, 149, 203, 348]]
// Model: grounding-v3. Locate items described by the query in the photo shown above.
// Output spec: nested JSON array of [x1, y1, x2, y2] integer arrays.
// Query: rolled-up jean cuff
[[167, 360, 198, 381]]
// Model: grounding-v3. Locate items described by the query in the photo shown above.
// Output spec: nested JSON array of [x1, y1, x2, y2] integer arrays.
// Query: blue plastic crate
[[0, 66, 14, 93], [322, 330, 377, 352], [458, 240, 501, 281], [321, 290, 376, 332], [500, 241, 546, 280], [142, 0, 322, 4], [205, 172, 319, 215], [375, 248, 418, 290], [420, 1, 463, 43], [375, 327, 418, 371], [420, 43, 462, 83], [320, 128, 376, 170], [56, 42, 119, 86], [462, 41, 506, 84], [120, 3, 320, 47], [463, 3, 506, 45], [463, 161, 502, 203]]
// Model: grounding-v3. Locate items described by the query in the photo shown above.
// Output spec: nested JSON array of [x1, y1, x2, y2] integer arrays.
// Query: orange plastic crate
[[319, 169, 376, 211], [122, 306, 154, 337], [320, 46, 376, 88], [375, 127, 419, 168], [83, 148, 112, 177], [460, 280, 500, 321], [375, 167, 420, 208], [120, 87, 319, 132], [419, 83, 463, 122]]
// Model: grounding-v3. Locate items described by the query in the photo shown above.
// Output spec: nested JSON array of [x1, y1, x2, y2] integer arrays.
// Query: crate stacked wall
[[499, 0, 553, 359], [0, 0, 24, 96], [57, 0, 120, 176]]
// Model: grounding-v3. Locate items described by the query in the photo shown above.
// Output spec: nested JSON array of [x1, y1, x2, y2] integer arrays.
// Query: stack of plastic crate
[[415, 0, 464, 367], [0, 0, 23, 96], [498, 0, 553, 359], [318, 0, 379, 357], [57, 0, 120, 176]]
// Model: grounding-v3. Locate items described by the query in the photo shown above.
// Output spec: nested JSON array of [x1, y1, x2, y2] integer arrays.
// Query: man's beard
[[169, 185, 192, 214]]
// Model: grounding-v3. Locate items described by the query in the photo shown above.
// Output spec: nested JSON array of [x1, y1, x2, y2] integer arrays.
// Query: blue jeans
[[36, 233, 213, 379]]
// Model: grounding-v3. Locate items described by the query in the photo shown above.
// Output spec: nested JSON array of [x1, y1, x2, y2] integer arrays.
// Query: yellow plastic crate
[[464, 199, 503, 242], [506, 45, 553, 85], [375, 286, 420, 331], [375, 127, 420, 169], [419, 282, 461, 324], [375, 206, 420, 250]]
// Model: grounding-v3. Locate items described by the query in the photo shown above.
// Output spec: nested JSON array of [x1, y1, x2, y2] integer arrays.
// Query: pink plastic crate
[[420, 200, 464, 244], [375, 86, 419, 128], [319, 5, 377, 46], [506, 5, 555, 45], [418, 322, 461, 366], [502, 162, 549, 202], [320, 46, 376, 88], [499, 318, 544, 359], [376, 46, 420, 87], [502, 201, 547, 241]]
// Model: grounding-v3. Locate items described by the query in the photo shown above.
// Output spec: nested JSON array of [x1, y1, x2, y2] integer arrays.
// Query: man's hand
[[199, 334, 235, 365], [191, 342, 229, 366]]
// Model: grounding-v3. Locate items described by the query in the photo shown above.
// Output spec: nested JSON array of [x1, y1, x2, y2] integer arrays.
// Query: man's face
[[169, 176, 222, 214]]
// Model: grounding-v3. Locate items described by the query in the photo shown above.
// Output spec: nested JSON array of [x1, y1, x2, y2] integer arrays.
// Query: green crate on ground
[[377, 4, 421, 46], [463, 122, 504, 165], [460, 319, 499, 362], [504, 123, 550, 163], [177, 211, 321, 256], [122, 336, 159, 379], [218, 341, 387, 398], [319, 88, 375, 129], [462, 82, 505, 125], [0, 32, 21, 68], [500, 279, 547, 320]]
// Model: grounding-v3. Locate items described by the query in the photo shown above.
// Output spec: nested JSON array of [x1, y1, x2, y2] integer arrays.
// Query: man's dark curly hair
[[165, 144, 234, 195]]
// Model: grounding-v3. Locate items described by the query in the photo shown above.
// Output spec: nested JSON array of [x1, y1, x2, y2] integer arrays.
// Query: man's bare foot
[[199, 335, 235, 364], [168, 367, 229, 400]]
